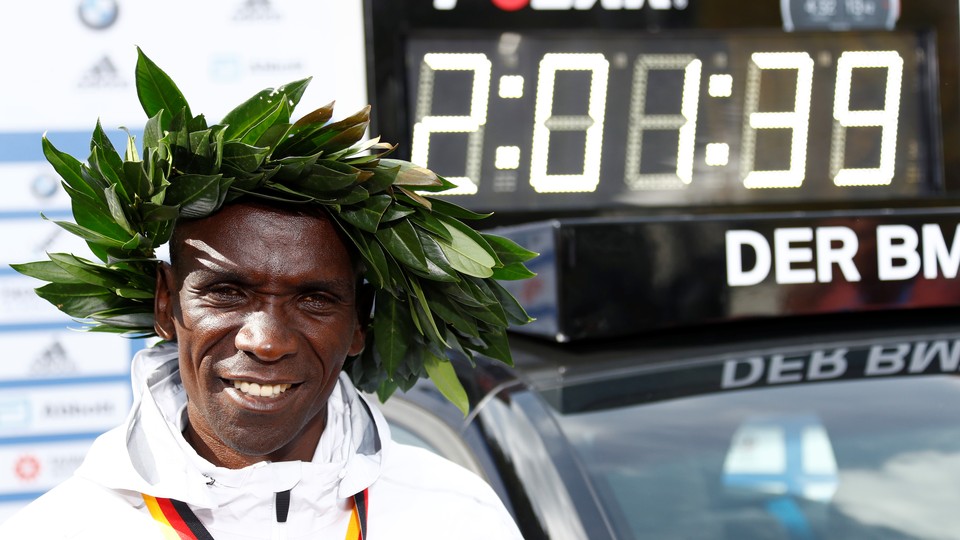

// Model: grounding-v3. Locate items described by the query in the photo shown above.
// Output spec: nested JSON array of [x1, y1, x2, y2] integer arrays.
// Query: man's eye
[[207, 286, 243, 300], [300, 293, 334, 309]]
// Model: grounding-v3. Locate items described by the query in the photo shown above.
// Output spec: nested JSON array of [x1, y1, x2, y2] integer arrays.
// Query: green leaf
[[376, 379, 399, 403], [395, 186, 432, 210], [491, 263, 537, 281], [166, 174, 229, 218], [122, 161, 151, 202], [381, 159, 442, 188], [410, 208, 452, 241], [415, 229, 460, 282], [440, 282, 488, 309], [293, 101, 334, 127], [425, 197, 493, 220], [362, 163, 400, 195], [375, 220, 428, 272], [142, 110, 168, 150], [423, 351, 469, 416], [89, 148, 125, 203], [222, 142, 270, 174], [89, 307, 154, 329], [47, 217, 127, 249], [115, 287, 155, 300], [408, 277, 446, 346], [291, 163, 359, 192], [42, 137, 96, 200], [365, 240, 392, 290], [34, 282, 126, 319], [322, 122, 369, 153], [254, 122, 292, 149], [339, 195, 392, 233], [122, 129, 139, 162], [271, 153, 322, 181], [135, 48, 191, 120], [426, 291, 480, 338], [482, 233, 539, 265], [464, 303, 508, 327], [415, 174, 458, 193], [104, 184, 135, 235], [487, 278, 533, 325], [373, 290, 411, 376], [435, 220, 496, 278], [91, 122, 124, 179], [61, 185, 128, 242], [221, 81, 301, 141], [48, 253, 123, 289], [474, 327, 514, 366], [10, 260, 86, 284], [140, 202, 180, 223]]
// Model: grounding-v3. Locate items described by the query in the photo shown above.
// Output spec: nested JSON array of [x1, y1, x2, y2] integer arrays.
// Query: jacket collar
[[75, 343, 388, 508]]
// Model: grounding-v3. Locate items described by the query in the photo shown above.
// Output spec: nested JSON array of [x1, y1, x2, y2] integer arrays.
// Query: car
[[363, 1, 960, 535], [379, 303, 960, 540]]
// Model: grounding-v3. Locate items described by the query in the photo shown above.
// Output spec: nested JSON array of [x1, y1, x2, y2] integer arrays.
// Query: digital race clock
[[363, 1, 959, 216]]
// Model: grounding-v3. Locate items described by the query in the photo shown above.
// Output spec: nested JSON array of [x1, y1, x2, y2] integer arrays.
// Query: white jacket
[[0, 344, 523, 539]]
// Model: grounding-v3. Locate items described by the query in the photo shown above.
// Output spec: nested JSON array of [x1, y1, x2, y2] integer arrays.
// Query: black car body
[[381, 307, 960, 540]]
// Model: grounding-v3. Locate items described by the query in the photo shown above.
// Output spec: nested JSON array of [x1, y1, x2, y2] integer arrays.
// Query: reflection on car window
[[553, 376, 960, 540]]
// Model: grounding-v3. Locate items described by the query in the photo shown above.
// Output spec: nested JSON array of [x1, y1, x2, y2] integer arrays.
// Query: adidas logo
[[233, 0, 281, 21], [29, 340, 78, 376], [78, 56, 126, 88]]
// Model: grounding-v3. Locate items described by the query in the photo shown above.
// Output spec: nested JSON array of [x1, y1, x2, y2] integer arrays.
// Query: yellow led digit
[[530, 53, 609, 193], [625, 55, 702, 190], [831, 51, 904, 187], [741, 52, 814, 189], [412, 53, 492, 195]]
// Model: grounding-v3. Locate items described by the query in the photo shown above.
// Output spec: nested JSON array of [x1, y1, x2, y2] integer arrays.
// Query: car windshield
[[552, 374, 960, 540]]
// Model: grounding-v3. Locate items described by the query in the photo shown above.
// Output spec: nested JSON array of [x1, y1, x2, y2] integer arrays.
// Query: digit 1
[[830, 51, 904, 186], [530, 53, 610, 193], [741, 52, 814, 189], [625, 55, 703, 190], [411, 53, 492, 195]]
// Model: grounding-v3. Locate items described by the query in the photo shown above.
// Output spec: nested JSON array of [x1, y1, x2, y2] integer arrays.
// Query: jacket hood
[[74, 343, 390, 509]]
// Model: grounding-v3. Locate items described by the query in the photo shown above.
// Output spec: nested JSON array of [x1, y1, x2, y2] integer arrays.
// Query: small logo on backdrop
[[78, 56, 127, 88], [29, 340, 78, 376], [14, 455, 41, 483], [78, 0, 119, 30], [233, 0, 281, 21]]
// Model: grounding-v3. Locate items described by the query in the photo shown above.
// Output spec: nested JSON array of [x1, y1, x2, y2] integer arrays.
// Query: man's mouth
[[231, 380, 292, 398]]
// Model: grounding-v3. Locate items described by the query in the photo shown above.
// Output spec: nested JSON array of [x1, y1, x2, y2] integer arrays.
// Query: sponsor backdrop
[[0, 0, 366, 520]]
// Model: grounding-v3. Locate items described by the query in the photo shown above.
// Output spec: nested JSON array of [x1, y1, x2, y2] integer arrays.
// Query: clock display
[[406, 31, 936, 211]]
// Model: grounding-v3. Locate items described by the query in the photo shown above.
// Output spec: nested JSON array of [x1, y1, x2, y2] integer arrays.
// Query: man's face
[[154, 202, 365, 467]]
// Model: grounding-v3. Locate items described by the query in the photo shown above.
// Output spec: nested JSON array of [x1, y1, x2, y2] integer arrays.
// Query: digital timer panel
[[407, 31, 935, 211]]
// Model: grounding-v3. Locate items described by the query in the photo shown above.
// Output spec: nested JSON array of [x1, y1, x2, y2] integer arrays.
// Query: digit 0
[[625, 54, 702, 190], [412, 53, 492, 195], [741, 52, 814, 189], [830, 51, 904, 186], [530, 53, 609, 193]]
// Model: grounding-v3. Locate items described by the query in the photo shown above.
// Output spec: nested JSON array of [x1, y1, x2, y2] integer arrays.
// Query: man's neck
[[183, 408, 327, 469]]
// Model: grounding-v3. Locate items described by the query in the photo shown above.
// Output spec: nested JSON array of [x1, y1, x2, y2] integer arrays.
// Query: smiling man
[[0, 51, 530, 539], [158, 203, 367, 470]]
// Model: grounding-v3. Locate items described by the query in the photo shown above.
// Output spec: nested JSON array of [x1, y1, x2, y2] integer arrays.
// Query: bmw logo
[[78, 0, 119, 30], [32, 174, 58, 199]]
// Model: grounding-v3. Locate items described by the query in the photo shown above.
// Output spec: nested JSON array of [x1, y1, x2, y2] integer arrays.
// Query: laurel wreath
[[11, 48, 535, 413]]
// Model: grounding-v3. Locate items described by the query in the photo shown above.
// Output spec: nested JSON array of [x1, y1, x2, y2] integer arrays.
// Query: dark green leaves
[[135, 47, 191, 121], [18, 47, 536, 414]]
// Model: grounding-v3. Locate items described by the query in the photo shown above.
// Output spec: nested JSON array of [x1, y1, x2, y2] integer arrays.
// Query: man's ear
[[349, 283, 374, 356], [154, 262, 177, 341]]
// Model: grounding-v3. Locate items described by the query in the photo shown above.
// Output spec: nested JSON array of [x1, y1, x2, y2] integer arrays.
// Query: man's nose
[[235, 310, 297, 361]]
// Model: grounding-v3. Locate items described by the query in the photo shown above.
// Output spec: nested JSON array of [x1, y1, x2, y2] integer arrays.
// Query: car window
[[552, 375, 960, 540]]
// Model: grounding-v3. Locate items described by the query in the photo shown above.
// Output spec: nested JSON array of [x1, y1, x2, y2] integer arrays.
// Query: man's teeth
[[232, 380, 292, 398]]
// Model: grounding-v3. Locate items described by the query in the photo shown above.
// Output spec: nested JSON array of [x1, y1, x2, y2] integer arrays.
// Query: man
[[1, 51, 530, 538]]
